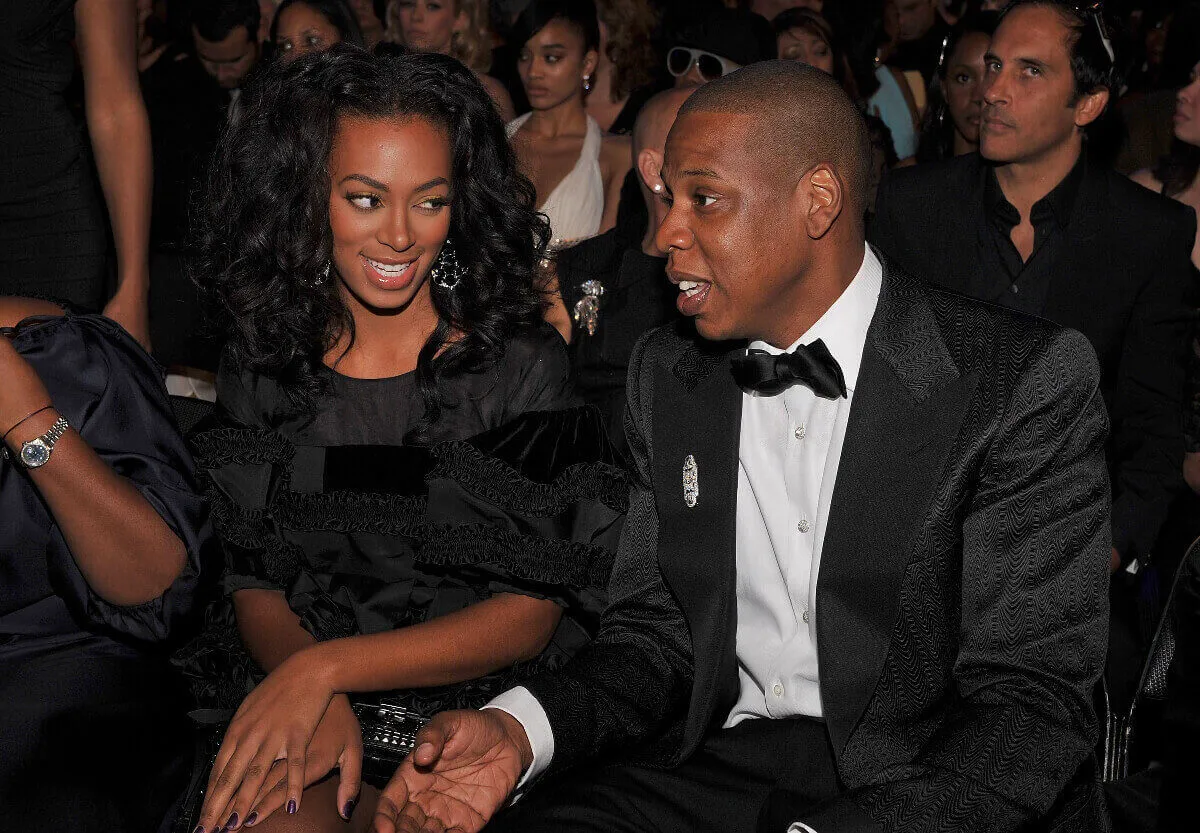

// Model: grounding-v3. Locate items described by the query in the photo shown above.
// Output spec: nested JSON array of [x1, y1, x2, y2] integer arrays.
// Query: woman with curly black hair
[[181, 45, 627, 833]]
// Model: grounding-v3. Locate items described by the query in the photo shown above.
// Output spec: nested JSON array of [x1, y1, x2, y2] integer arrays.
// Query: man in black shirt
[[974, 145, 1084, 314], [872, 0, 1194, 574], [871, 0, 1196, 716]]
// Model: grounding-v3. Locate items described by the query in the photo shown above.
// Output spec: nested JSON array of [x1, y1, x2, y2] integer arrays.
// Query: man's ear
[[637, 148, 664, 193], [801, 165, 844, 240], [1074, 87, 1110, 128]]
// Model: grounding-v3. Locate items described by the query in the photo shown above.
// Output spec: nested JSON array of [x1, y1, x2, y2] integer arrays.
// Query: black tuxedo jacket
[[523, 256, 1112, 831], [869, 153, 1195, 562], [557, 228, 676, 458]]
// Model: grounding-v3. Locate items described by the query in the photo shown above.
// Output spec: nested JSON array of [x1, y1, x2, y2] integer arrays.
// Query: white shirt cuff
[[482, 686, 555, 790], [787, 824, 819, 833]]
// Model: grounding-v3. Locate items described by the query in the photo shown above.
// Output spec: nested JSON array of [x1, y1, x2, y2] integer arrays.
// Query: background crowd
[[2, 0, 1200, 832]]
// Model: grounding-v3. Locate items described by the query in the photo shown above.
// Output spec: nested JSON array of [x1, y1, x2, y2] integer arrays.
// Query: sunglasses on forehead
[[1075, 1, 1115, 65], [667, 47, 741, 82]]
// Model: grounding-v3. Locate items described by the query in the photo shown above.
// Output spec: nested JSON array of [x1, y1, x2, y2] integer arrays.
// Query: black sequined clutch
[[351, 699, 429, 781]]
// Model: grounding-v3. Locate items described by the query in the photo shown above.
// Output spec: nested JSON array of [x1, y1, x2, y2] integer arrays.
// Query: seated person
[[0, 297, 210, 833], [555, 85, 693, 456], [179, 46, 627, 833], [271, 0, 366, 62], [507, 0, 632, 250], [374, 60, 1111, 833]]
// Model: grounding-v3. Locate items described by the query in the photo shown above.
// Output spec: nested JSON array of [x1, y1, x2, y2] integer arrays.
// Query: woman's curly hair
[[194, 45, 550, 423], [595, 0, 659, 101]]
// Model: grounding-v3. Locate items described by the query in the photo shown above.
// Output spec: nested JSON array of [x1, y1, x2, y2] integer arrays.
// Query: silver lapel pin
[[683, 454, 699, 508]]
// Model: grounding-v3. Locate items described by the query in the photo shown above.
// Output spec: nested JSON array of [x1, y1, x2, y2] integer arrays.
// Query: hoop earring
[[430, 239, 467, 291]]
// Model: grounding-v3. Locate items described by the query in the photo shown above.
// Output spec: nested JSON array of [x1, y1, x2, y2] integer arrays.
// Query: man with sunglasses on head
[[872, 0, 1196, 729], [667, 7, 777, 87]]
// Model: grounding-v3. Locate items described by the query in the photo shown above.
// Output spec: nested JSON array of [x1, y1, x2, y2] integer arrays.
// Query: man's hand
[[372, 709, 532, 833]]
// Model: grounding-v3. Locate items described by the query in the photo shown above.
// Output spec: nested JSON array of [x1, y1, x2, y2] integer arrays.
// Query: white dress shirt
[[487, 246, 884, 824]]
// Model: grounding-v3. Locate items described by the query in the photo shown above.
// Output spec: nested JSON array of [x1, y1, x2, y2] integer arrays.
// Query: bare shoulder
[[1129, 167, 1163, 192], [0, 297, 64, 328]]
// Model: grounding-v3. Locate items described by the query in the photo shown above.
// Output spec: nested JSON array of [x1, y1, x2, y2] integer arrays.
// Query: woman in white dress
[[506, 0, 630, 251]]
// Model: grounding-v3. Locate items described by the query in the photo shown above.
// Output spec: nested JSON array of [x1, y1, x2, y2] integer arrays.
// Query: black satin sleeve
[[494, 323, 578, 419], [3, 312, 212, 644]]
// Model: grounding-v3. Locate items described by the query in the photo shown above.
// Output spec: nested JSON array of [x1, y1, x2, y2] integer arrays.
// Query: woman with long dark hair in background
[[916, 11, 998, 162], [271, 0, 365, 60], [180, 46, 625, 833], [586, 0, 662, 134], [507, 0, 631, 248]]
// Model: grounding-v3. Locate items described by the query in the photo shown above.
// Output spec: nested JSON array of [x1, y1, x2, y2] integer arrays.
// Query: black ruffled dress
[[176, 324, 628, 725]]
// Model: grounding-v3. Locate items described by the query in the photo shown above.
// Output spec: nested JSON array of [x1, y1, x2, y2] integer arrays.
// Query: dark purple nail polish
[[342, 799, 357, 819], [193, 827, 205, 833], [287, 799, 297, 815], [224, 812, 239, 830], [245, 812, 258, 827]]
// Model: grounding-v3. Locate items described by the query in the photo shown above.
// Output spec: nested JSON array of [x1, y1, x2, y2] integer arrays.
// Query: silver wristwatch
[[3, 416, 70, 469]]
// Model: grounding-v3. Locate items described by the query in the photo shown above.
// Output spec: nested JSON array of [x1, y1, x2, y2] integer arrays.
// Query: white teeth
[[678, 280, 699, 291], [366, 256, 413, 275], [685, 286, 703, 298]]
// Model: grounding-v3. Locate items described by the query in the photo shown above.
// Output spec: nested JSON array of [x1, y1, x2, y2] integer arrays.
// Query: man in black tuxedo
[[870, 0, 1196, 576], [371, 61, 1111, 833]]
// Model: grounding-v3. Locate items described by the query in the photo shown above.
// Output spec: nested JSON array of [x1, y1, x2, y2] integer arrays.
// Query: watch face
[[20, 440, 50, 468]]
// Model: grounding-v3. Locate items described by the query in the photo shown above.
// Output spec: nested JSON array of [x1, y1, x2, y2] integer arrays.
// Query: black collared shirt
[[979, 153, 1086, 315]]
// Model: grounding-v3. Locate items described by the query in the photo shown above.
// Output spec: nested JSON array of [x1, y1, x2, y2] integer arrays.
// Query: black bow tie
[[731, 340, 847, 399]]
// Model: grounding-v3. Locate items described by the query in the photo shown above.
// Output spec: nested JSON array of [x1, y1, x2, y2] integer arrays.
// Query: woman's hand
[[0, 339, 53, 443], [237, 695, 364, 828], [197, 649, 347, 831], [102, 284, 151, 351]]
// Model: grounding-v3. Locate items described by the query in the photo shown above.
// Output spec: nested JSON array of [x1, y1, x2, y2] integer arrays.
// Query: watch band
[[2, 415, 69, 469]]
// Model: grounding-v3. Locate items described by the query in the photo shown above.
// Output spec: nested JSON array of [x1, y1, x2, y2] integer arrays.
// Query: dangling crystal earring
[[301, 261, 330, 288], [583, 74, 592, 93], [430, 239, 467, 291]]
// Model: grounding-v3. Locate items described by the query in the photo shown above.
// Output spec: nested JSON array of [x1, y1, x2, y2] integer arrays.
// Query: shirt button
[[797, 518, 811, 533], [1011, 284, 1020, 294], [772, 682, 784, 697], [794, 424, 806, 440]]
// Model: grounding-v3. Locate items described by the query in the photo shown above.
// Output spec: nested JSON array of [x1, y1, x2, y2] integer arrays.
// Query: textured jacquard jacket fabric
[[521, 256, 1113, 832], [869, 152, 1196, 563]]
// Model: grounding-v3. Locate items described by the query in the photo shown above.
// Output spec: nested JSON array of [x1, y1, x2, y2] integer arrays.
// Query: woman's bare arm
[[75, 0, 154, 347]]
